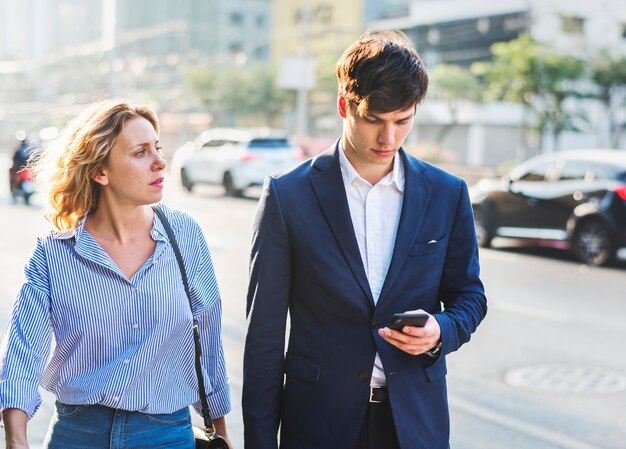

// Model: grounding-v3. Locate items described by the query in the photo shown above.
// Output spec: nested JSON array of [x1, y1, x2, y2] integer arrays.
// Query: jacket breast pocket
[[408, 235, 447, 256], [284, 353, 322, 384]]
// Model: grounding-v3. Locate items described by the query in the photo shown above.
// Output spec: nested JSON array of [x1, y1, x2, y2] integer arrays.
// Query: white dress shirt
[[338, 143, 404, 387]]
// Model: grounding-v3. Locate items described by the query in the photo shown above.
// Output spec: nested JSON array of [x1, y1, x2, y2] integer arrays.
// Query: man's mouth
[[371, 149, 394, 156]]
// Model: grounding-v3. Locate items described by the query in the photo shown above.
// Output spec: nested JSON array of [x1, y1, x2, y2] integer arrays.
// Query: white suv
[[173, 128, 303, 196]]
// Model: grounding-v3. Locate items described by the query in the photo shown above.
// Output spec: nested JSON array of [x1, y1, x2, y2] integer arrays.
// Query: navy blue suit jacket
[[243, 143, 487, 449]]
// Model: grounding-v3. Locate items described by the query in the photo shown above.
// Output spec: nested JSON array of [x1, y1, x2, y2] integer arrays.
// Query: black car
[[470, 149, 626, 266]]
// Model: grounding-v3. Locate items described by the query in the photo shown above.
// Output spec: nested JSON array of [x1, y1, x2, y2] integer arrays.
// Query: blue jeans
[[42, 401, 195, 448]]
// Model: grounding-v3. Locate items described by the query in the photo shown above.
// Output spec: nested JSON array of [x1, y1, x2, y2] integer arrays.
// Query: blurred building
[[271, 0, 411, 139], [115, 0, 271, 68], [372, 0, 626, 66], [369, 0, 626, 166], [0, 0, 273, 152], [372, 1, 528, 67], [271, 0, 409, 65]]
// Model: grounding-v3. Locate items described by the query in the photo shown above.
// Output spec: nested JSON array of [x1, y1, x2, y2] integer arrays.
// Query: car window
[[201, 140, 226, 149], [558, 161, 591, 181], [593, 164, 620, 181], [201, 139, 240, 149], [248, 138, 289, 149], [517, 162, 553, 181]]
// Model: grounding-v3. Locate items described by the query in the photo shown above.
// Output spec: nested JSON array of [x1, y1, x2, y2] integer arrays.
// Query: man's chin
[[369, 151, 396, 164]]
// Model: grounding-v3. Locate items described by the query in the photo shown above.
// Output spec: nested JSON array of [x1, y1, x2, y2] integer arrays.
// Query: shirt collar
[[338, 139, 405, 192], [150, 208, 169, 242], [54, 209, 168, 243], [52, 215, 86, 240]]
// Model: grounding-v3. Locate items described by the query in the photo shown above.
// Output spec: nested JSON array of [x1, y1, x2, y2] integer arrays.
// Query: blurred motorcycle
[[9, 132, 36, 205], [11, 166, 35, 205]]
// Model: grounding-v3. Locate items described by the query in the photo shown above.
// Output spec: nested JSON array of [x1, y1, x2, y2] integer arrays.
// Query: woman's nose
[[153, 151, 166, 170]]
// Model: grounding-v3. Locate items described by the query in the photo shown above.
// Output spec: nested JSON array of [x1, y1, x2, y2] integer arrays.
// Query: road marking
[[450, 394, 608, 449], [505, 364, 626, 394], [491, 301, 570, 323]]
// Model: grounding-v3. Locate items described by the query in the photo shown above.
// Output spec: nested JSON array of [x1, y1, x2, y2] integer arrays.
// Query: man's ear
[[337, 95, 348, 119], [92, 166, 109, 186]]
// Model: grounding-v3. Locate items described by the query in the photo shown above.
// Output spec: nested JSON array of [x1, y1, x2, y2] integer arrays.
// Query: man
[[243, 31, 487, 449]]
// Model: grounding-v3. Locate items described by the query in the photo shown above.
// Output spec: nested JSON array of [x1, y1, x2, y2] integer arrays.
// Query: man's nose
[[378, 123, 395, 146]]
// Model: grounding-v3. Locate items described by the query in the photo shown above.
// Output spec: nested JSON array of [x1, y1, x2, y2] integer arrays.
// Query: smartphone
[[389, 313, 429, 331]]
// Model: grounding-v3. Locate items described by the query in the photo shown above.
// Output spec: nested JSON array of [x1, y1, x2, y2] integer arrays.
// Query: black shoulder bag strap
[[152, 205, 216, 437]]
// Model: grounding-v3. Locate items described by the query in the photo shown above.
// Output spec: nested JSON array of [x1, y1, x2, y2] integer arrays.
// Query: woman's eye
[[155, 146, 163, 154], [136, 150, 146, 157]]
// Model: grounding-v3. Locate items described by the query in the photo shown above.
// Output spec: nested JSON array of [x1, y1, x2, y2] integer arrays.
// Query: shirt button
[[132, 323, 139, 329], [358, 372, 369, 382], [123, 359, 130, 364], [113, 396, 120, 402]]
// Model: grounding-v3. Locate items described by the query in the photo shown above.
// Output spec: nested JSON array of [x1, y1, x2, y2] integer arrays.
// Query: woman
[[0, 100, 232, 448]]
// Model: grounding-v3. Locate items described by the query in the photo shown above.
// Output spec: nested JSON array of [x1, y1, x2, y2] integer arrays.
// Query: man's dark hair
[[336, 30, 428, 115]]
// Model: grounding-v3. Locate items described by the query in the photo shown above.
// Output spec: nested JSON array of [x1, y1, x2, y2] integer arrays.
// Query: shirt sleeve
[[0, 238, 53, 420], [187, 222, 231, 419]]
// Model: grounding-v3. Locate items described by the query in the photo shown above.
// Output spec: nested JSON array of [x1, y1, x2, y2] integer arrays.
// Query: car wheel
[[572, 220, 615, 266], [473, 207, 493, 248], [223, 172, 243, 197], [180, 168, 193, 192]]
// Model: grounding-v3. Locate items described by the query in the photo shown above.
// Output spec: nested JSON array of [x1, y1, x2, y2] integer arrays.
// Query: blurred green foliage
[[186, 64, 286, 126]]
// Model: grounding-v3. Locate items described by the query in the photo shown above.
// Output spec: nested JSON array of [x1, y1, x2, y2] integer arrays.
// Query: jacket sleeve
[[434, 180, 488, 356], [242, 177, 292, 449], [0, 238, 53, 420]]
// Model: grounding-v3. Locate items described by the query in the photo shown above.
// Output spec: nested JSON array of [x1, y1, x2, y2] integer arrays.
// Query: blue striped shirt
[[0, 204, 231, 420]]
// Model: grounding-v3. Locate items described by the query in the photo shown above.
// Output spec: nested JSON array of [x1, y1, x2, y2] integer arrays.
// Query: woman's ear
[[92, 166, 109, 186]]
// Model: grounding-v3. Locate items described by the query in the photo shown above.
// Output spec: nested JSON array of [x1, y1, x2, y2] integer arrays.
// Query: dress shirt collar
[[54, 208, 168, 243], [338, 139, 405, 192]]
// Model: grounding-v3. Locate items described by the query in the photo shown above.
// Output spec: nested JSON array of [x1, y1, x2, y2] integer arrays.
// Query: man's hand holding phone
[[378, 309, 441, 356]]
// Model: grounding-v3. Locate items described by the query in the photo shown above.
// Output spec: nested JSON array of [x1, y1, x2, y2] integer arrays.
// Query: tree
[[186, 64, 287, 126], [471, 34, 538, 105], [533, 53, 587, 151], [472, 34, 586, 152], [429, 63, 482, 144], [590, 51, 626, 147]]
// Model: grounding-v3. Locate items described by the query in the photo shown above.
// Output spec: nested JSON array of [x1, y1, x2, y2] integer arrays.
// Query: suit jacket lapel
[[378, 150, 432, 305], [309, 142, 375, 307]]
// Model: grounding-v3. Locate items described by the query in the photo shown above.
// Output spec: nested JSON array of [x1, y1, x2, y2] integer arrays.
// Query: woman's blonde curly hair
[[33, 99, 159, 232]]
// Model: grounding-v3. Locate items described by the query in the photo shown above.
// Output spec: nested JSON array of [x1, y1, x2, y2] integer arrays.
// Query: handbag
[[153, 205, 230, 449]]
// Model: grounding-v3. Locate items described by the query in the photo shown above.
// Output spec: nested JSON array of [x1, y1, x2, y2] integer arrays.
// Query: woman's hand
[[2, 408, 29, 449], [212, 415, 234, 449]]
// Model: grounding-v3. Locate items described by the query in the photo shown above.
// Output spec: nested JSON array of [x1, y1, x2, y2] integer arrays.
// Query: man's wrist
[[426, 340, 442, 358]]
